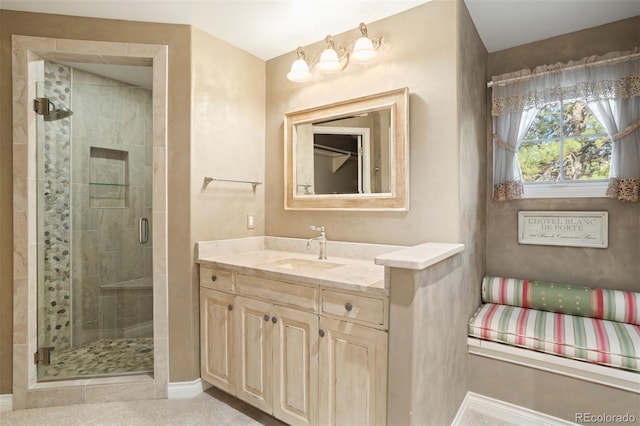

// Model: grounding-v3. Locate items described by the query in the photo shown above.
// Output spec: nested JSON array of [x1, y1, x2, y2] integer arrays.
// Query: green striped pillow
[[481, 277, 639, 325]]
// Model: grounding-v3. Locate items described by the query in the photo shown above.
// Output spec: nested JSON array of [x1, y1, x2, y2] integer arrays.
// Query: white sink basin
[[261, 258, 344, 273]]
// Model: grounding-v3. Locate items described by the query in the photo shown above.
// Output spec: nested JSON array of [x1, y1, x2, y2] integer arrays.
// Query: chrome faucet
[[307, 225, 327, 260]]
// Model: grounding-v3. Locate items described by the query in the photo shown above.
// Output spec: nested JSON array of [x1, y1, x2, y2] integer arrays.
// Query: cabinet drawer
[[321, 290, 385, 327], [236, 274, 317, 312], [200, 266, 234, 292]]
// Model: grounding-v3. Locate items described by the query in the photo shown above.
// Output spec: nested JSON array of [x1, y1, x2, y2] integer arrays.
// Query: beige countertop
[[374, 242, 465, 270], [196, 237, 465, 296], [198, 249, 387, 296]]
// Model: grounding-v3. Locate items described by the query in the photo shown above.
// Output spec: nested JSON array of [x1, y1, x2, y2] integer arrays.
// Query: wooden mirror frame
[[284, 87, 409, 211]]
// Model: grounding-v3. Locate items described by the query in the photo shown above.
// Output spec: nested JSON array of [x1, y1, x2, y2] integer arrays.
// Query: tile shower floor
[[39, 338, 154, 380]]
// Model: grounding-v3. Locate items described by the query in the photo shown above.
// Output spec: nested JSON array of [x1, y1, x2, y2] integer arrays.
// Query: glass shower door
[[35, 62, 154, 381]]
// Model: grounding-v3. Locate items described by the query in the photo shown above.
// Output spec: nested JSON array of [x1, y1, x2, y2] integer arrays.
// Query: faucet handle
[[310, 225, 325, 232]]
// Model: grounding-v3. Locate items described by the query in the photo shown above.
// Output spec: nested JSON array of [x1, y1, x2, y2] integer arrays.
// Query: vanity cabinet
[[199, 287, 235, 394], [199, 264, 387, 426], [318, 287, 388, 425], [318, 317, 388, 426], [234, 296, 319, 425]]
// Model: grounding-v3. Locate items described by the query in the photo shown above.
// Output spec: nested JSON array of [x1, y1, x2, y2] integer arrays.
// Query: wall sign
[[518, 211, 608, 248]]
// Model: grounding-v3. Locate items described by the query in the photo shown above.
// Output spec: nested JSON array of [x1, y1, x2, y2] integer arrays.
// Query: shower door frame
[[12, 35, 169, 408]]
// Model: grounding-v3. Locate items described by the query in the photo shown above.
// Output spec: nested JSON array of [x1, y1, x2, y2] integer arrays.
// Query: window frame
[[518, 98, 612, 199]]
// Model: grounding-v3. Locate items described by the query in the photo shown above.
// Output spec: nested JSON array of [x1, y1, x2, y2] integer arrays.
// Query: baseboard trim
[[452, 392, 577, 425], [0, 394, 12, 412], [167, 378, 212, 399]]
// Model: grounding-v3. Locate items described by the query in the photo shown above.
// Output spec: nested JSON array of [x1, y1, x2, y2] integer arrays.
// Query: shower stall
[[34, 61, 154, 381]]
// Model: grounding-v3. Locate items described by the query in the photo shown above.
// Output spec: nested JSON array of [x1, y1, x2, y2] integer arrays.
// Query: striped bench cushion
[[468, 303, 640, 372], [482, 277, 640, 325]]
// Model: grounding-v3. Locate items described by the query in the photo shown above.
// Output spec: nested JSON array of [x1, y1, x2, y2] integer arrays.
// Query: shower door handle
[[139, 217, 149, 244]]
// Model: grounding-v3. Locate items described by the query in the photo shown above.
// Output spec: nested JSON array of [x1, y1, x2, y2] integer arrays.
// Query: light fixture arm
[[295, 46, 306, 60], [325, 35, 335, 49], [359, 22, 368, 37]]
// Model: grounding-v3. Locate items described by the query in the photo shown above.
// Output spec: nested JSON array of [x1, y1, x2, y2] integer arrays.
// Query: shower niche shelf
[[89, 147, 129, 208], [89, 182, 130, 186]]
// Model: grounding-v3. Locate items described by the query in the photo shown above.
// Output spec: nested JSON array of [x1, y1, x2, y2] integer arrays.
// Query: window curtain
[[491, 90, 537, 201], [580, 52, 640, 202], [491, 47, 640, 202]]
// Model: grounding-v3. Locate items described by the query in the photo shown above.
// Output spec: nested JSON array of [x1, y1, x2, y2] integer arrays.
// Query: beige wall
[[458, 0, 487, 314], [265, 1, 462, 245], [453, 0, 487, 417], [469, 355, 640, 422], [386, 3, 487, 424], [0, 10, 264, 394], [190, 27, 266, 241], [0, 12, 12, 392], [387, 257, 469, 425], [188, 27, 266, 378], [485, 17, 640, 292]]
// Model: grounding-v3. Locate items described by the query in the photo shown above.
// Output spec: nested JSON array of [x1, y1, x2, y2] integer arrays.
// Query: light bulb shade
[[287, 58, 312, 82], [317, 48, 341, 72], [351, 36, 377, 64]]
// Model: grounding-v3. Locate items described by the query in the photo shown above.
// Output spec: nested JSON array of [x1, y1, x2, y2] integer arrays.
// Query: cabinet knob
[[211, 275, 218, 282], [227, 304, 233, 311], [272, 316, 278, 324], [264, 314, 270, 322], [345, 302, 353, 312], [319, 329, 325, 338]]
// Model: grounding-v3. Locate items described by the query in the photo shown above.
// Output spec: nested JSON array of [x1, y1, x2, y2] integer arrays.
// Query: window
[[517, 99, 612, 198], [491, 49, 638, 203]]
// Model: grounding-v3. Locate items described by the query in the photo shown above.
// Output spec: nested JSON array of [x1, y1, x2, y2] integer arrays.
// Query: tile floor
[[0, 386, 517, 426], [0, 387, 286, 426]]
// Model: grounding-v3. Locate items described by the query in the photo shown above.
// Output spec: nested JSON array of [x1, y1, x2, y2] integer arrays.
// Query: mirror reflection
[[295, 109, 391, 195]]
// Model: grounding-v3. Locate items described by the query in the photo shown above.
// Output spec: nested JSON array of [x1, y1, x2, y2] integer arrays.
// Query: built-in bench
[[468, 276, 640, 393]]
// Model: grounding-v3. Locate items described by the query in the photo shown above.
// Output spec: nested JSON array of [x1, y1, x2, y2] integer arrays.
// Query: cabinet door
[[234, 296, 273, 412], [272, 305, 319, 426], [318, 317, 388, 426], [200, 288, 235, 394]]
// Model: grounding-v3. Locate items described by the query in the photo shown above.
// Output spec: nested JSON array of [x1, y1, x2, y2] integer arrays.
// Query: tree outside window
[[518, 99, 612, 184]]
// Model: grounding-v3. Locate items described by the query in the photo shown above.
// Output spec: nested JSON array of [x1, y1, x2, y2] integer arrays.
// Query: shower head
[[44, 108, 73, 122], [33, 97, 73, 121]]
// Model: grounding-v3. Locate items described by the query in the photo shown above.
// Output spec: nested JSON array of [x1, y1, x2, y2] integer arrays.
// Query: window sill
[[522, 181, 608, 199]]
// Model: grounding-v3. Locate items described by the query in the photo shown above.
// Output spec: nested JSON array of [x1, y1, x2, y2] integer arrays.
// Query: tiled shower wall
[[37, 62, 73, 350], [37, 62, 153, 352], [70, 68, 153, 347]]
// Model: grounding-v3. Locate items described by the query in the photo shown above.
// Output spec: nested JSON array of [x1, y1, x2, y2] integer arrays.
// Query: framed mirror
[[284, 88, 409, 211]]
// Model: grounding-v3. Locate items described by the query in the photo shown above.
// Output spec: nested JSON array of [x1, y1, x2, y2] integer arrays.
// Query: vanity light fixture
[[317, 36, 342, 72], [287, 47, 313, 82], [351, 23, 378, 64], [286, 22, 382, 83]]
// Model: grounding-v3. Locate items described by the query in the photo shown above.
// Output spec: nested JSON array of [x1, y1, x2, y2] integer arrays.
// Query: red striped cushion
[[482, 276, 533, 307], [593, 288, 640, 325], [468, 303, 640, 372]]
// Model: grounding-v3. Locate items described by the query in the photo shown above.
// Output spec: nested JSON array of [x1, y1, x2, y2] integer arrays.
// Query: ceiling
[[1, 0, 637, 59], [465, 0, 639, 53]]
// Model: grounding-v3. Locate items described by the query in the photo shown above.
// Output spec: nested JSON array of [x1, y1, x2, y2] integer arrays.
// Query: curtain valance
[[491, 48, 640, 117]]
